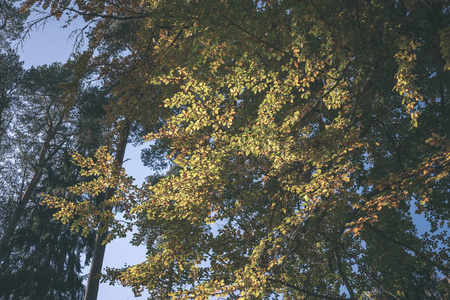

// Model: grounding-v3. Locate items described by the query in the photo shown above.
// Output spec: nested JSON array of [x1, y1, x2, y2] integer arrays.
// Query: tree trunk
[[83, 124, 129, 300], [82, 220, 109, 300]]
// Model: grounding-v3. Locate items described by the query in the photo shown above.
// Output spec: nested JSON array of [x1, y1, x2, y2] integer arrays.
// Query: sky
[[18, 12, 151, 300]]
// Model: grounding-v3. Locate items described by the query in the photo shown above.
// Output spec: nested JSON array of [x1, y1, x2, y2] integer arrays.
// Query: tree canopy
[[19, 0, 450, 299]]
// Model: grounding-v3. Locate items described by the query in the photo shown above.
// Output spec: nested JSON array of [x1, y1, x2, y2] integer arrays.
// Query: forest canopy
[[2, 0, 450, 299]]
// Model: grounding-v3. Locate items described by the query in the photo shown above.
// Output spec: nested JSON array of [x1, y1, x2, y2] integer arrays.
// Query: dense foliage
[[0, 16, 110, 296], [17, 0, 450, 299], [0, 61, 101, 299]]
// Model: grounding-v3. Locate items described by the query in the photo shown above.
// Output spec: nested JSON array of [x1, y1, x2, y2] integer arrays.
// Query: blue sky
[[18, 13, 151, 300]]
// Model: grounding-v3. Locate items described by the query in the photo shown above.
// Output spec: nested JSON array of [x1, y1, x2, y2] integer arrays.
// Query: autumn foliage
[[22, 0, 450, 298]]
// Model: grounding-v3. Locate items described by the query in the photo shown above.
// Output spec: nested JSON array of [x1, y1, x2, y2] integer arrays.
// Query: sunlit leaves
[[43, 146, 141, 241], [393, 39, 423, 127], [26, 0, 450, 298]]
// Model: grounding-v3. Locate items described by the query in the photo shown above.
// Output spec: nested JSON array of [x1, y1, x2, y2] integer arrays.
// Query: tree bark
[[83, 124, 129, 300], [82, 219, 109, 300]]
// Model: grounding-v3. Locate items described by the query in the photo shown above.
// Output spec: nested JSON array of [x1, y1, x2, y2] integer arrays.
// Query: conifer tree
[[0, 63, 114, 299]]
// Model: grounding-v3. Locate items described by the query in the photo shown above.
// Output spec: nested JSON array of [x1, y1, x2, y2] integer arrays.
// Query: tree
[[25, 0, 450, 299], [0, 63, 112, 299], [0, 51, 23, 147], [0, 0, 26, 156], [0, 0, 27, 50], [82, 124, 129, 300], [0, 63, 75, 262]]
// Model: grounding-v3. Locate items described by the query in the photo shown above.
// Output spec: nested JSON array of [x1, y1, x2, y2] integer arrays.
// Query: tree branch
[[268, 278, 346, 300], [366, 223, 450, 274]]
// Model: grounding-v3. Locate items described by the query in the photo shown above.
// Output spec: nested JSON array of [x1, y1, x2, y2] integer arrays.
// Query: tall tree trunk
[[84, 124, 129, 300]]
